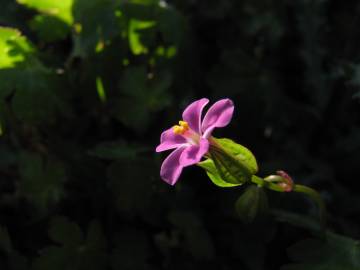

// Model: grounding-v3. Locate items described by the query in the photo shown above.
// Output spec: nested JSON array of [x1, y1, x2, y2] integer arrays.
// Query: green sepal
[[208, 137, 258, 185], [235, 185, 269, 223], [213, 138, 258, 174], [197, 159, 242, 187]]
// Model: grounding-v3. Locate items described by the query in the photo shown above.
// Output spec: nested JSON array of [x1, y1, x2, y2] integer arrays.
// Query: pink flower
[[156, 98, 234, 185]]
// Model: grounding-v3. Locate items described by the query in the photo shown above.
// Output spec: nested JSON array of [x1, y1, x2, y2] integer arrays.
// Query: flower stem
[[251, 176, 327, 229], [293, 184, 327, 229], [251, 175, 285, 192]]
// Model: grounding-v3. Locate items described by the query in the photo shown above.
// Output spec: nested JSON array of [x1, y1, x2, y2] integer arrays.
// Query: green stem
[[251, 176, 327, 229], [251, 175, 285, 192], [293, 184, 327, 229]]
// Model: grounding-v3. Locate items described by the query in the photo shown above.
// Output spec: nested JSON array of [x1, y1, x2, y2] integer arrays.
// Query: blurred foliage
[[0, 0, 359, 269]]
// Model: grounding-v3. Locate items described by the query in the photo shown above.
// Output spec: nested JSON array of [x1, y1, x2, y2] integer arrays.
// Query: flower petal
[[160, 147, 186, 185], [179, 138, 209, 167], [182, 98, 209, 134], [156, 127, 188, 152], [202, 99, 234, 138]]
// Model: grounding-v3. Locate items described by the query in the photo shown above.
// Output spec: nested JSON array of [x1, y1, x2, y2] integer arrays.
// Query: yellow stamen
[[179, 121, 189, 129], [173, 125, 183, 134], [173, 120, 189, 135]]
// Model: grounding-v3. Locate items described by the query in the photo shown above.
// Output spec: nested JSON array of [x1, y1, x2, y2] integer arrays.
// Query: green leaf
[[79, 220, 108, 270], [30, 15, 70, 42], [11, 74, 60, 124], [115, 66, 172, 133], [128, 19, 156, 55], [0, 27, 63, 124], [157, 7, 184, 46], [18, 152, 65, 211], [71, 0, 120, 57], [272, 209, 322, 233], [198, 159, 241, 187], [0, 69, 63, 124], [235, 185, 269, 223], [33, 218, 108, 270], [168, 211, 215, 260], [0, 27, 34, 70], [282, 232, 360, 270], [16, 0, 74, 24], [106, 159, 154, 215], [95, 76, 106, 103]]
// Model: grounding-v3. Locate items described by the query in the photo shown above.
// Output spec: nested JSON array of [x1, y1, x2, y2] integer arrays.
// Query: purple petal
[[156, 127, 188, 152], [202, 99, 234, 138], [179, 138, 209, 167], [182, 98, 209, 134], [160, 147, 186, 185]]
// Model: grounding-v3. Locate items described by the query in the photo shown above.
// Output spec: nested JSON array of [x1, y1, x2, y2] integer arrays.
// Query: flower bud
[[264, 170, 294, 192]]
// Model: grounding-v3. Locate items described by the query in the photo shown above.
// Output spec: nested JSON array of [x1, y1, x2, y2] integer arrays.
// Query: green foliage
[[72, 0, 120, 56], [17, 0, 74, 24], [106, 159, 154, 215], [115, 66, 172, 133], [18, 152, 65, 211], [1, 0, 360, 269], [235, 185, 268, 223], [0, 27, 62, 124], [168, 211, 215, 260], [33, 217, 107, 270], [30, 15, 70, 42], [282, 232, 360, 270], [0, 27, 34, 69]]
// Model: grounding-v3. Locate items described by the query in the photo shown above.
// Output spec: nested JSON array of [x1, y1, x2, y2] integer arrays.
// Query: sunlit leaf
[[128, 19, 156, 55], [0, 27, 34, 69], [0, 27, 63, 124], [17, 0, 73, 24], [95, 76, 106, 103]]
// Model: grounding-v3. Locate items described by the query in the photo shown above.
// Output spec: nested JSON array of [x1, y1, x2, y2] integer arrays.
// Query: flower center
[[173, 120, 202, 145], [173, 120, 189, 135]]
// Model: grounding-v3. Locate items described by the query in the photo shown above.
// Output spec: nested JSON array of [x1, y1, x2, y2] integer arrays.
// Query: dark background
[[1, 0, 360, 269]]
